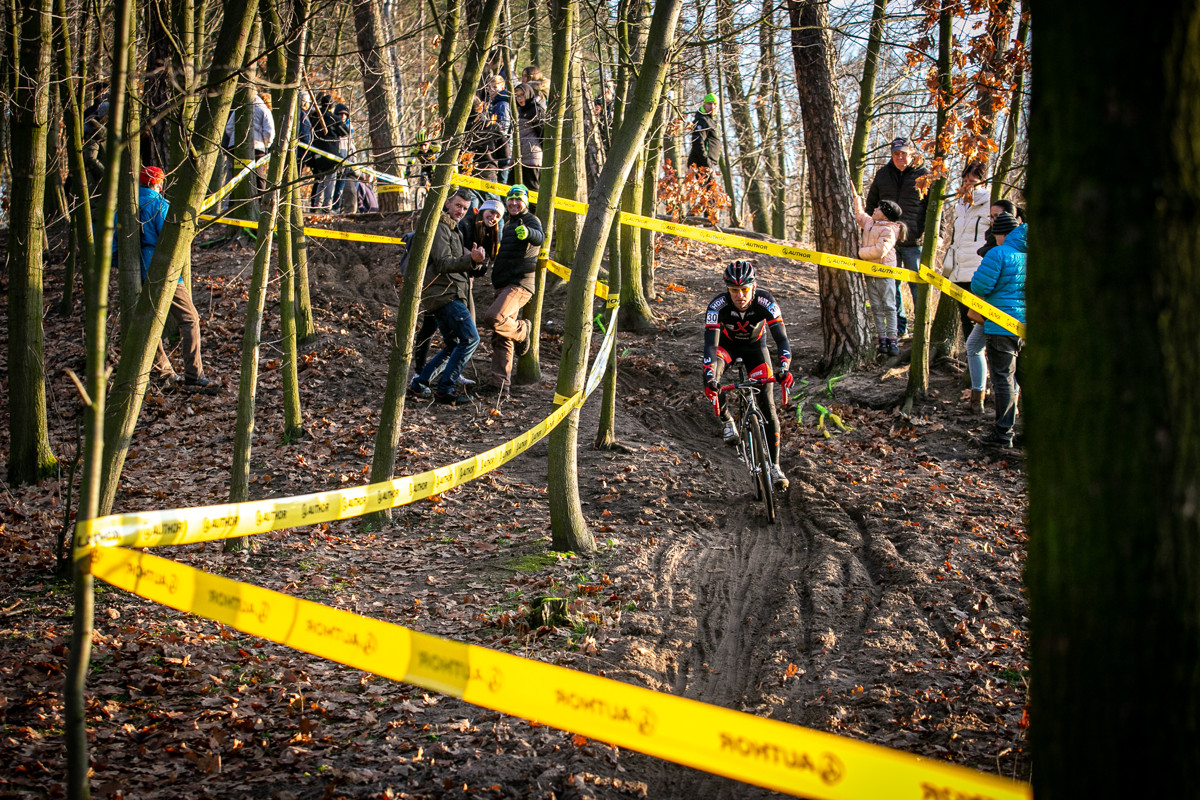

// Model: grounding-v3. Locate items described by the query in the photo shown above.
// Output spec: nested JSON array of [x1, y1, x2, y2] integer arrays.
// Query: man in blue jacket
[[970, 212, 1026, 447], [128, 166, 216, 391]]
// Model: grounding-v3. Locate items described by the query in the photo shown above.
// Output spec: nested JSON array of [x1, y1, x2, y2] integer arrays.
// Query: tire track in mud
[[610, 378, 886, 798]]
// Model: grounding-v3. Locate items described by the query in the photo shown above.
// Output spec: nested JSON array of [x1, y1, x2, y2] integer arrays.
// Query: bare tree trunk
[[639, 97, 663, 297], [716, 0, 768, 232], [66, 0, 135, 791], [366, 0, 502, 525], [226, 0, 306, 551], [436, 0, 458, 121], [554, 43, 585, 266], [115, 31, 141, 342], [53, 0, 93, 317], [904, 1, 951, 409], [98, 0, 262, 516], [788, 0, 870, 373], [354, 0, 404, 213], [6, 0, 58, 486], [847, 0, 887, 194], [992, 0, 1027, 203], [516, 0, 574, 385], [548, 0, 680, 553]]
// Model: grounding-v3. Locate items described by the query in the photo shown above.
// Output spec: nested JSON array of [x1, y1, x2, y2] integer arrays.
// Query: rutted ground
[[0, 221, 1028, 799]]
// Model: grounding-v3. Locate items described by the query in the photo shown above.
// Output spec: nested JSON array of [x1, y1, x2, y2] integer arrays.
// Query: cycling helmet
[[723, 260, 755, 287]]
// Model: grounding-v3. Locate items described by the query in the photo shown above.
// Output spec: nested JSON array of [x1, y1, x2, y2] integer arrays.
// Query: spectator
[[522, 65, 549, 100], [413, 197, 504, 381], [970, 212, 1026, 448], [977, 198, 1023, 258], [513, 82, 547, 192], [466, 98, 504, 184], [945, 161, 992, 413], [865, 137, 930, 339], [311, 101, 353, 212], [483, 74, 513, 183], [480, 185, 544, 398], [353, 171, 379, 213], [687, 92, 721, 171], [120, 167, 217, 391], [223, 91, 276, 194], [852, 194, 906, 357], [408, 190, 487, 406], [82, 101, 109, 192], [296, 91, 315, 172]]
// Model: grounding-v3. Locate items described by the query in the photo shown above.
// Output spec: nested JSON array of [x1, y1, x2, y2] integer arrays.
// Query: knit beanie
[[991, 212, 1019, 236]]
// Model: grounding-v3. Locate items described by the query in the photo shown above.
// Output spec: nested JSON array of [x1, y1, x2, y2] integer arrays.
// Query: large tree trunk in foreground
[[97, 0, 262, 516], [788, 0, 869, 374], [548, 0, 680, 553], [1025, 3, 1200, 798], [366, 0, 502, 525], [354, 0, 403, 213], [6, 0, 58, 486]]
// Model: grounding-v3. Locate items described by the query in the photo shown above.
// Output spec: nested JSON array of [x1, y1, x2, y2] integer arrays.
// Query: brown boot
[[968, 389, 985, 415]]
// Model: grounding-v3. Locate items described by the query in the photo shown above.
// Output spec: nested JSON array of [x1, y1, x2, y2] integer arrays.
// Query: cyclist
[[703, 260, 794, 490]]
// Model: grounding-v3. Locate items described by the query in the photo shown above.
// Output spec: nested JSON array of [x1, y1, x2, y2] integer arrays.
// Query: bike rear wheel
[[746, 414, 775, 523]]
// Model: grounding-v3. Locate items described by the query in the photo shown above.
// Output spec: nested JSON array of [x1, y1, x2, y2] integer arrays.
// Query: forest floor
[[0, 211, 1029, 799]]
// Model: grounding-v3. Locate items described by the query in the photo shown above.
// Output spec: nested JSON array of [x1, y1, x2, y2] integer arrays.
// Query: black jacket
[[491, 210, 544, 293], [865, 161, 930, 247]]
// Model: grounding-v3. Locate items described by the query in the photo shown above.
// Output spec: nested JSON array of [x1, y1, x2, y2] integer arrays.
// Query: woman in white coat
[[944, 161, 992, 413]]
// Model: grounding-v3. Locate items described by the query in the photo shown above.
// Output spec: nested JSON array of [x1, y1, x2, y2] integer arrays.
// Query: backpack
[[396, 231, 417, 279]]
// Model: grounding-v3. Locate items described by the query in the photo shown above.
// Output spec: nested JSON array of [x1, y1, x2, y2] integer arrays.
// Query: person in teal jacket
[[122, 166, 217, 390], [970, 212, 1026, 447]]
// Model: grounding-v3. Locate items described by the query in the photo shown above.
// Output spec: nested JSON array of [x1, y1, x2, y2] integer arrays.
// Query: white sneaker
[[722, 420, 740, 445], [769, 463, 789, 491]]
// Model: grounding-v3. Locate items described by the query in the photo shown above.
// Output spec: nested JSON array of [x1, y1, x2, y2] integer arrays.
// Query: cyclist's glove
[[779, 371, 794, 390], [704, 379, 719, 404]]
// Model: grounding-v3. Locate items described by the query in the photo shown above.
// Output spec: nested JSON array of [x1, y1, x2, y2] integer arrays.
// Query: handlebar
[[709, 377, 789, 415]]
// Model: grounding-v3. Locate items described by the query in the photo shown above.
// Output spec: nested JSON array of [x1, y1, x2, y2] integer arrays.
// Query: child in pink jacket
[[853, 195, 907, 357]]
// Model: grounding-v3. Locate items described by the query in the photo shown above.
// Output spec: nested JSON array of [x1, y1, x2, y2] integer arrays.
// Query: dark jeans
[[895, 245, 921, 335], [986, 334, 1024, 439], [412, 313, 439, 373], [415, 300, 479, 394]]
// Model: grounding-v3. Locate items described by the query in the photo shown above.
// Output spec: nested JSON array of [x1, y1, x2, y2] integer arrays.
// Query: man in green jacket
[[409, 190, 487, 406]]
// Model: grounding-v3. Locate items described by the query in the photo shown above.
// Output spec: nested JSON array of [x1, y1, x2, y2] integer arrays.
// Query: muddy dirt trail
[[0, 223, 1029, 800]]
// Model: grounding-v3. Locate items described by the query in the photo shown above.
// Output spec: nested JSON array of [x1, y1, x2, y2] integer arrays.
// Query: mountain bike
[[711, 361, 789, 524]]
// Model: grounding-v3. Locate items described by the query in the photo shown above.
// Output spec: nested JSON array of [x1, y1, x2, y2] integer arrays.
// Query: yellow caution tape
[[198, 214, 412, 246], [206, 162, 1021, 338], [552, 393, 572, 406], [539, 258, 608, 301], [199, 153, 273, 213], [75, 306, 622, 558], [919, 266, 1026, 338], [75, 392, 578, 554], [91, 544, 1030, 800]]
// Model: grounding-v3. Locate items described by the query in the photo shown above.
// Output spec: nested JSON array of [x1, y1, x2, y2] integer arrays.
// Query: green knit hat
[[506, 184, 529, 201], [701, 92, 718, 107]]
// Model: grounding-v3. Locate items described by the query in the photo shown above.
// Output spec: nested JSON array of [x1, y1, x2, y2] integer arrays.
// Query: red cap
[[139, 166, 165, 186]]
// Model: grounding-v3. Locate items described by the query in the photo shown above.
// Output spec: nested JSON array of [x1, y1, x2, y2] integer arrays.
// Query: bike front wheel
[[746, 414, 775, 523]]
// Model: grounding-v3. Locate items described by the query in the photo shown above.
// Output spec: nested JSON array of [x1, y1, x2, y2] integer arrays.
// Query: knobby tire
[[747, 414, 775, 523]]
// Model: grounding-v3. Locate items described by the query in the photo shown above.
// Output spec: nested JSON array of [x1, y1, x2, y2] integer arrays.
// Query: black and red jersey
[[703, 288, 791, 376]]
